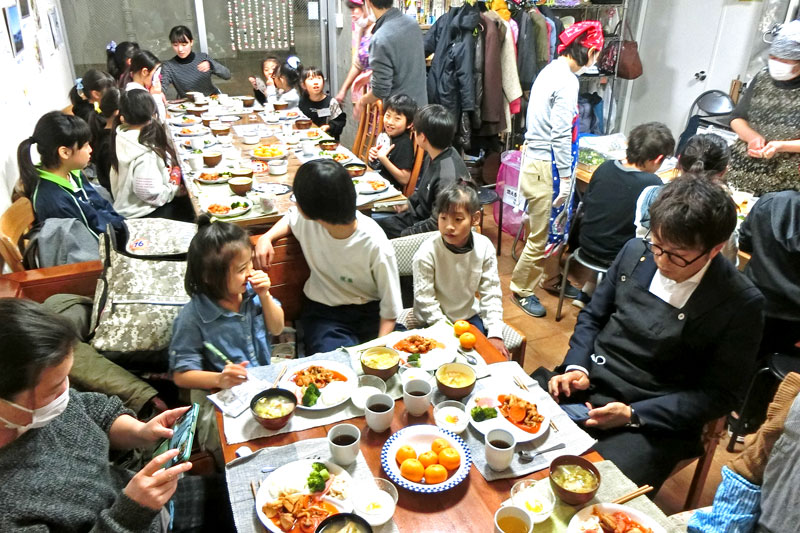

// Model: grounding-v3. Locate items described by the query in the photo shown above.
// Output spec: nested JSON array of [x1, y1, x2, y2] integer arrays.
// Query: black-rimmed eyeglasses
[[643, 233, 709, 267]]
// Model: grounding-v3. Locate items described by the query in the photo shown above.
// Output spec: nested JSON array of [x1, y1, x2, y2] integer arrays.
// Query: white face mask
[[0, 381, 70, 434], [768, 59, 799, 81]]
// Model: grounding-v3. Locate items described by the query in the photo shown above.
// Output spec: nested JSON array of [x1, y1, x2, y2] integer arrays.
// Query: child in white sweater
[[412, 182, 509, 357]]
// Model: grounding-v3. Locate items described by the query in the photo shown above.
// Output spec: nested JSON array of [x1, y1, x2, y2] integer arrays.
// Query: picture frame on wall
[[3, 5, 24, 57], [47, 7, 61, 49], [18, 0, 30, 19]]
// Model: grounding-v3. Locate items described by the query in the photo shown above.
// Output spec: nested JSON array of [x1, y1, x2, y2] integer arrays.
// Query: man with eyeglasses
[[532, 176, 765, 490]]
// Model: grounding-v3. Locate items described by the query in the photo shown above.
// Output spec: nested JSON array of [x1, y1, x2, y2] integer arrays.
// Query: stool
[[556, 247, 609, 321], [727, 348, 800, 452], [477, 186, 503, 256]]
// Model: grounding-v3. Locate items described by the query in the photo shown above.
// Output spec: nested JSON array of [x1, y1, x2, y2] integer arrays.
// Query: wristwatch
[[626, 407, 641, 428]]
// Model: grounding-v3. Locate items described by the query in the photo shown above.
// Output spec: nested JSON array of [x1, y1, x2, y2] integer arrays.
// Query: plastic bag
[[493, 150, 526, 236]]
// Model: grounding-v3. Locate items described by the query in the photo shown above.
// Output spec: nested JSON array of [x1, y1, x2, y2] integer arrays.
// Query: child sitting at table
[[88, 87, 121, 195], [255, 159, 402, 354], [170, 215, 285, 390], [412, 182, 509, 357], [368, 93, 417, 190], [249, 55, 280, 105], [109, 89, 194, 221], [267, 57, 302, 109], [17, 111, 126, 242], [121, 50, 167, 121], [376, 104, 470, 239], [298, 66, 346, 140], [106, 40, 140, 85], [65, 69, 116, 125]]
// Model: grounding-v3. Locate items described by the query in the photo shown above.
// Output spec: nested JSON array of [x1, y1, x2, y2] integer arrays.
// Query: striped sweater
[[161, 51, 231, 98]]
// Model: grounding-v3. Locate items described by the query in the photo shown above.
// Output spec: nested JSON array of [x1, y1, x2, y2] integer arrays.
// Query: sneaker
[[541, 277, 581, 299], [512, 293, 546, 318], [571, 291, 591, 309]]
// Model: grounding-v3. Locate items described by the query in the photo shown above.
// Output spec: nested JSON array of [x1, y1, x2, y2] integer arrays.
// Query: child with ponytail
[[105, 40, 140, 84], [88, 87, 121, 194], [65, 69, 116, 124], [121, 50, 167, 121], [17, 111, 126, 240], [109, 89, 193, 221]]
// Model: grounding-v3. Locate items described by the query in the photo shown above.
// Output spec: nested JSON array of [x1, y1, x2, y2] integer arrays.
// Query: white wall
[[0, 0, 74, 213]]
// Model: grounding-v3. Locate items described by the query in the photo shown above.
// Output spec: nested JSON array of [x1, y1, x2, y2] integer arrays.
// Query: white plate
[[252, 146, 289, 161], [380, 425, 472, 494], [205, 200, 251, 218], [567, 503, 666, 533], [256, 459, 354, 533], [464, 385, 550, 444], [390, 336, 456, 372], [176, 125, 211, 137], [168, 103, 190, 113], [278, 360, 358, 411], [353, 176, 390, 195], [194, 171, 231, 184], [317, 151, 352, 165], [171, 116, 201, 127], [180, 137, 217, 150], [219, 115, 241, 122]]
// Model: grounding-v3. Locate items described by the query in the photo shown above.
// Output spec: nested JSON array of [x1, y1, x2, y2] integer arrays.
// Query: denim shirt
[[169, 285, 276, 374]]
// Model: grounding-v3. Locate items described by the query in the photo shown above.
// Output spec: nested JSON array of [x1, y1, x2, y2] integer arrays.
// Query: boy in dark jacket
[[377, 105, 470, 239]]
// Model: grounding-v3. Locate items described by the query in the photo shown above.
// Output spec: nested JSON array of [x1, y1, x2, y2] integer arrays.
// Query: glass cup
[[510, 479, 555, 523], [403, 378, 432, 416], [327, 423, 361, 466], [354, 478, 398, 527], [493, 505, 533, 533], [365, 393, 395, 432], [485, 428, 516, 471]]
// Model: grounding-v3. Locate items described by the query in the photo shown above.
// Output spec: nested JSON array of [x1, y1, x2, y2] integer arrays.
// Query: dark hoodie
[[424, 3, 481, 117]]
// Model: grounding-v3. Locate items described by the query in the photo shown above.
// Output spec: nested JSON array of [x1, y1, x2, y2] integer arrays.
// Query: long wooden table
[[215, 325, 602, 532], [178, 106, 405, 228]]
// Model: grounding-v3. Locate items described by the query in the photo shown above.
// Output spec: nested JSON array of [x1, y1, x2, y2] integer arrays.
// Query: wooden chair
[[670, 416, 727, 511], [403, 131, 426, 197], [352, 100, 384, 164], [0, 197, 35, 272]]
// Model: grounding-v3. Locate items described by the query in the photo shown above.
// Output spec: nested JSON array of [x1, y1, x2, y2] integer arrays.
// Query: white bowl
[[510, 479, 555, 524], [268, 160, 288, 175], [243, 134, 260, 145]]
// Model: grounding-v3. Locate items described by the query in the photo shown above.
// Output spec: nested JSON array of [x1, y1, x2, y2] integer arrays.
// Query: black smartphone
[[154, 403, 199, 468], [561, 403, 591, 422]]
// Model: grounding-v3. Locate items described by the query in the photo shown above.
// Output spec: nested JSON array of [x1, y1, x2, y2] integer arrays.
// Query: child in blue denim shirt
[[169, 215, 284, 389]]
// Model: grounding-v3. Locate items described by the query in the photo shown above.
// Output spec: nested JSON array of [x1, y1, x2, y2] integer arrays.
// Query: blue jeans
[[299, 297, 381, 355]]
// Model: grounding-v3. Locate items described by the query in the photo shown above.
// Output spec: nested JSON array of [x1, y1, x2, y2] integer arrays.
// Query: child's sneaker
[[572, 291, 591, 309], [512, 293, 546, 318]]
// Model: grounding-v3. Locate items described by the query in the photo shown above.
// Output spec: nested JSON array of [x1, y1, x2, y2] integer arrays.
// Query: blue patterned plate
[[380, 425, 471, 493]]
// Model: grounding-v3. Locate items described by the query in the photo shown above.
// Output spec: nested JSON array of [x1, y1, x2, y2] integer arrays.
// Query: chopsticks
[[612, 485, 654, 504], [271, 364, 287, 388], [513, 376, 560, 433], [250, 480, 267, 533]]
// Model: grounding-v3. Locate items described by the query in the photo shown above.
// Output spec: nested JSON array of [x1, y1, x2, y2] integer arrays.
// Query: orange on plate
[[400, 458, 424, 483], [453, 320, 471, 337], [395, 445, 417, 466], [424, 464, 448, 484], [438, 447, 461, 471], [418, 450, 438, 469], [431, 438, 451, 455], [459, 332, 477, 350]]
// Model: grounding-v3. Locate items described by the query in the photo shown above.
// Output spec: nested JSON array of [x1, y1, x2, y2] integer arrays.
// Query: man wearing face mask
[[510, 21, 603, 318], [728, 20, 800, 196], [0, 299, 228, 531]]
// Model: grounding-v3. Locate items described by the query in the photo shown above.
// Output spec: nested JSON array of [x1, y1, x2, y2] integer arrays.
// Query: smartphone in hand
[[154, 403, 200, 468], [560, 403, 591, 423]]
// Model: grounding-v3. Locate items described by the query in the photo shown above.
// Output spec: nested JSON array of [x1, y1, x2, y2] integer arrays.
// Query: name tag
[[316, 107, 331, 118]]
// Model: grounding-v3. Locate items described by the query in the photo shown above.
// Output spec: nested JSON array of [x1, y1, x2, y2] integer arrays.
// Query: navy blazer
[[563, 239, 765, 432]]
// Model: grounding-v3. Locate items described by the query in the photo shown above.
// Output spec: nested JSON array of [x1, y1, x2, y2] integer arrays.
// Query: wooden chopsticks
[[612, 485, 654, 504], [270, 364, 287, 389], [513, 376, 560, 433], [251, 480, 267, 533]]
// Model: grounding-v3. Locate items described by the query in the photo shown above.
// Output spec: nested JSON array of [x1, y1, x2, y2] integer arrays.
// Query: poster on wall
[[18, 0, 30, 19], [47, 7, 61, 49], [3, 5, 23, 57]]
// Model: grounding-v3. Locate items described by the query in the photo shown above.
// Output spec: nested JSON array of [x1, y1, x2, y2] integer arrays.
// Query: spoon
[[457, 347, 478, 365], [517, 442, 566, 463]]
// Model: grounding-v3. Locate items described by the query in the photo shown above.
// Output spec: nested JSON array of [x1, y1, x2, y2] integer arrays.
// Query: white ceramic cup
[[281, 122, 293, 136], [485, 429, 516, 472], [365, 393, 394, 432], [259, 195, 276, 213], [493, 505, 533, 533], [243, 134, 260, 145], [189, 137, 206, 150], [327, 423, 361, 466], [187, 154, 204, 171], [403, 379, 432, 417], [302, 140, 317, 156]]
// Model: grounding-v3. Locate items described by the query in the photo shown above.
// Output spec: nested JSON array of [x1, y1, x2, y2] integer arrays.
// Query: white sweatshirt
[[412, 232, 505, 339], [110, 126, 178, 218], [523, 57, 578, 178], [125, 81, 167, 122]]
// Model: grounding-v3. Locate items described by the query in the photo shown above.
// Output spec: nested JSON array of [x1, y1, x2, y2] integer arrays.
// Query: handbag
[[598, 22, 643, 80]]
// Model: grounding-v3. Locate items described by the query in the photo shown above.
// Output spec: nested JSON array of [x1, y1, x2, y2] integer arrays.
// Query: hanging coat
[[424, 3, 481, 118]]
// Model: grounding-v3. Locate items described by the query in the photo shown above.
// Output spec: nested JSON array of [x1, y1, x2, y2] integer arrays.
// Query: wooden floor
[[481, 204, 737, 516]]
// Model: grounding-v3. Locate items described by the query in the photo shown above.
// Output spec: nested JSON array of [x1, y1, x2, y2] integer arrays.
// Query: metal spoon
[[457, 347, 478, 365], [517, 442, 566, 463]]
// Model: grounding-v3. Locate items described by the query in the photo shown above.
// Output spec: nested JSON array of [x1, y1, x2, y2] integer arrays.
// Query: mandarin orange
[[438, 447, 461, 470], [453, 320, 471, 336], [418, 450, 439, 468], [424, 464, 448, 484], [459, 332, 477, 350], [431, 438, 451, 455], [400, 458, 424, 482], [395, 445, 417, 466]]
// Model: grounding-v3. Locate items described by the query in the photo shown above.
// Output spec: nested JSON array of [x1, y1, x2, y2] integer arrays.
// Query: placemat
[[226, 437, 399, 533], [220, 350, 403, 445], [500, 460, 677, 533], [441, 361, 596, 482]]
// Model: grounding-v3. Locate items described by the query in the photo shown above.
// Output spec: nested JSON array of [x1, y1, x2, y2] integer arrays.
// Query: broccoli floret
[[407, 353, 421, 367], [470, 406, 498, 422], [312, 462, 326, 472], [302, 383, 321, 406], [307, 471, 326, 493]]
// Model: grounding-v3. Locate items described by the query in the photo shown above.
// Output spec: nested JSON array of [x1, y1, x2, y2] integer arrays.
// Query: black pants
[[144, 195, 196, 223], [298, 297, 381, 355], [532, 367, 702, 490]]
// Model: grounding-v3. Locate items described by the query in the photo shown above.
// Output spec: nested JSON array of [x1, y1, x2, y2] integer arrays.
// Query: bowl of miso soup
[[250, 388, 297, 430], [548, 455, 601, 505]]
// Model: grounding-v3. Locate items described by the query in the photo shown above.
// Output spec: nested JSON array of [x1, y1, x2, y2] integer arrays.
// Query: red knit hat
[[557, 20, 604, 55]]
